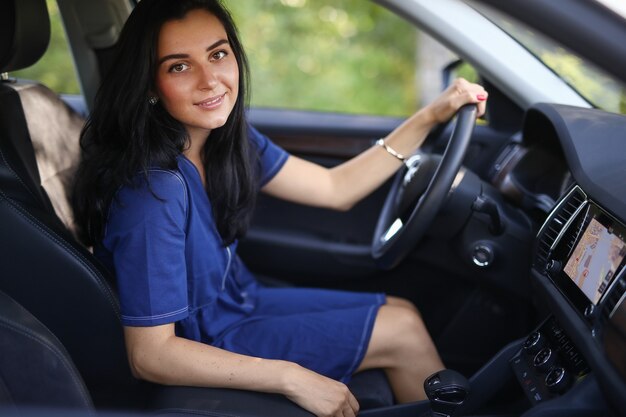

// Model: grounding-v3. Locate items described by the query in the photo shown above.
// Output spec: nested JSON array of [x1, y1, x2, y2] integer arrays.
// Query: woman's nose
[[198, 65, 219, 90]]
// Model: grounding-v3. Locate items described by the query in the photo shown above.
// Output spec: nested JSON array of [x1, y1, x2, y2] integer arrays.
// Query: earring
[[148, 96, 159, 105]]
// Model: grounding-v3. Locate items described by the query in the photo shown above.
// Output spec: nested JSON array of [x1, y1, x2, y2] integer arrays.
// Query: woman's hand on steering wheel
[[371, 78, 487, 270], [424, 78, 488, 125]]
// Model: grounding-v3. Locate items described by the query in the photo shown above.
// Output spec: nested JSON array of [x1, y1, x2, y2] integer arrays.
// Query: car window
[[223, 0, 469, 117], [11, 0, 81, 94], [14, 0, 480, 117], [475, 5, 626, 115]]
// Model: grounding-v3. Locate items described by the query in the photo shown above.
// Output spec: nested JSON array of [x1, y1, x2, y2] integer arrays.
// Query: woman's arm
[[261, 78, 487, 211], [124, 324, 360, 417]]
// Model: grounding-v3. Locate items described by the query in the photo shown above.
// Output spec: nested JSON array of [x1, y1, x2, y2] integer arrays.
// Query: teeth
[[199, 94, 224, 106]]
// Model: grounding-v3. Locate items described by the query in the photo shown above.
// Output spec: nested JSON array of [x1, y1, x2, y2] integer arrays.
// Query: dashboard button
[[472, 244, 494, 267], [546, 259, 562, 275], [533, 347, 555, 372]]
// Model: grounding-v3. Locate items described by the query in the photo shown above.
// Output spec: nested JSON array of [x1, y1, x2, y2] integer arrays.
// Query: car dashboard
[[502, 103, 626, 415]]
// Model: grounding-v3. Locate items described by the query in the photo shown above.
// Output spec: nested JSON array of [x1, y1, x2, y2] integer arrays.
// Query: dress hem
[[339, 293, 386, 383]]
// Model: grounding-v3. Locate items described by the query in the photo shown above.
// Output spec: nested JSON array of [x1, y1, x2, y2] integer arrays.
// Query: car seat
[[0, 0, 147, 409], [0, 290, 93, 411], [0, 0, 393, 414]]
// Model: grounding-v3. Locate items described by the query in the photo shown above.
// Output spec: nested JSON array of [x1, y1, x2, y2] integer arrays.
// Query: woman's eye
[[211, 50, 228, 61], [169, 63, 189, 73]]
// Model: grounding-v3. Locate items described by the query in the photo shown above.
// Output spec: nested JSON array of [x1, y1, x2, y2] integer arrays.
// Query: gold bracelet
[[376, 138, 406, 162]]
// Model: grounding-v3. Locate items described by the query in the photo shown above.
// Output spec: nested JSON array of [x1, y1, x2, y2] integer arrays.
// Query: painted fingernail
[[477, 94, 487, 101]]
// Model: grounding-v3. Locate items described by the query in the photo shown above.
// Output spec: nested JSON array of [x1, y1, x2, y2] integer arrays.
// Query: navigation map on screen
[[563, 218, 626, 304]]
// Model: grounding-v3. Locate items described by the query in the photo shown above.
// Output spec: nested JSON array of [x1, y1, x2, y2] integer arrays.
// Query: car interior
[[1, 0, 625, 416]]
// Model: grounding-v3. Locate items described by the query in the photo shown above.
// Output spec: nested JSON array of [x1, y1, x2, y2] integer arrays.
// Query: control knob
[[546, 259, 562, 275], [533, 347, 555, 373], [545, 367, 571, 394], [523, 331, 545, 355]]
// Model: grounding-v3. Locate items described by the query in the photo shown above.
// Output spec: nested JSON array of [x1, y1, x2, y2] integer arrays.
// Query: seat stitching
[[0, 191, 119, 315], [156, 408, 244, 417], [0, 319, 93, 408], [0, 147, 40, 202], [0, 375, 16, 406]]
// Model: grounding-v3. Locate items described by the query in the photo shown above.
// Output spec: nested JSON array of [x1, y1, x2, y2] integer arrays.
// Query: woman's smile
[[195, 93, 227, 109]]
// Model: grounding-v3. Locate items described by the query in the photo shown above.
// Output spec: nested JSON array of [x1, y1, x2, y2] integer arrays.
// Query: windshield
[[596, 0, 626, 18], [475, 3, 626, 114]]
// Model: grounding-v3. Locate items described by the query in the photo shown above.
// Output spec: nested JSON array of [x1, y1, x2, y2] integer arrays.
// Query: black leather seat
[[0, 0, 393, 414], [0, 0, 146, 408], [0, 290, 93, 410]]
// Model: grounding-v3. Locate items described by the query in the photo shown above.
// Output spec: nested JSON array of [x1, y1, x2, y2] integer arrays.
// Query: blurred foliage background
[[15, 0, 420, 116], [497, 17, 626, 114], [12, 0, 626, 116], [223, 0, 418, 116], [13, 0, 81, 94]]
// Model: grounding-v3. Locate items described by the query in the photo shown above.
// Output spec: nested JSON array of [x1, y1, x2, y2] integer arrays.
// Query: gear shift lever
[[424, 369, 470, 417]]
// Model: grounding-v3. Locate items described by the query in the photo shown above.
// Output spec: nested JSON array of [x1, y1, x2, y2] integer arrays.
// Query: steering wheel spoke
[[381, 218, 404, 243]]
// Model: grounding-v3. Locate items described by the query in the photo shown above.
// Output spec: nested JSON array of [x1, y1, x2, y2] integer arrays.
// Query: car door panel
[[243, 108, 402, 282], [241, 107, 512, 285]]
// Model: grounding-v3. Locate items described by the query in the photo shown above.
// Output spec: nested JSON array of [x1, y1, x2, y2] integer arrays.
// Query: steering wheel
[[371, 104, 477, 270]]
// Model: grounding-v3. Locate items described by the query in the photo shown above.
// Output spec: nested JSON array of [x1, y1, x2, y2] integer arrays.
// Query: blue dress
[[96, 126, 385, 383]]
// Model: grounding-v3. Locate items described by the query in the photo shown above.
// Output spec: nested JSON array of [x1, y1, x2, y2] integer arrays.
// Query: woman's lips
[[195, 93, 226, 109]]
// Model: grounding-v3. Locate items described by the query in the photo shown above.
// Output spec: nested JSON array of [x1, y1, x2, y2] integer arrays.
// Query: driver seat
[[0, 0, 393, 414]]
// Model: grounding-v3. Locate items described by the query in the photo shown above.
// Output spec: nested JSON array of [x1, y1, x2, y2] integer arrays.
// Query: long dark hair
[[72, 0, 256, 247]]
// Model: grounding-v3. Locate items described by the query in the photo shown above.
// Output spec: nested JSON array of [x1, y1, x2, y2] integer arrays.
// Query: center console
[[510, 185, 626, 410], [510, 317, 589, 404]]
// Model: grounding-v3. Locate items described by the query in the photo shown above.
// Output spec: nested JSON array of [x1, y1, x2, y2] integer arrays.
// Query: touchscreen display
[[563, 218, 626, 304]]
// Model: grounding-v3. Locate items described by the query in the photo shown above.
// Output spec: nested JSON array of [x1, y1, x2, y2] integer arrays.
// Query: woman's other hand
[[283, 363, 359, 417], [423, 77, 488, 125]]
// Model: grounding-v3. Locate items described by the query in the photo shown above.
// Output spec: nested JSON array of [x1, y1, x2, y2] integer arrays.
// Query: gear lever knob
[[424, 369, 470, 417]]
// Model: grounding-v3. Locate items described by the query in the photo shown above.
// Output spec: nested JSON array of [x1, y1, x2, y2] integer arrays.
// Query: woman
[[72, 1, 487, 416]]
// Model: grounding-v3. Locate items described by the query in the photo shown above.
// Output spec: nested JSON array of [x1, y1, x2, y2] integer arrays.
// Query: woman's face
[[155, 9, 239, 144]]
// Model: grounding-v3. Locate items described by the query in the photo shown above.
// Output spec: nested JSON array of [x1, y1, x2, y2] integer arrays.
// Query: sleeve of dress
[[247, 123, 289, 187], [102, 170, 189, 327]]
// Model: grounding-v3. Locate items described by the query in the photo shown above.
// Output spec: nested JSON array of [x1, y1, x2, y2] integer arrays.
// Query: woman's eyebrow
[[158, 39, 230, 65], [206, 39, 229, 51]]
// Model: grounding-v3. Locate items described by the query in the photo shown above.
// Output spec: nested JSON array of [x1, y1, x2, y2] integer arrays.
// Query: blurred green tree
[[223, 0, 418, 116], [497, 18, 626, 115], [12, 0, 81, 94], [16, 0, 622, 116]]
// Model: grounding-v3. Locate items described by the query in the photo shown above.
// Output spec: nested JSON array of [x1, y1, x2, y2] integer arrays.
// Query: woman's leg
[[357, 296, 444, 402], [385, 295, 420, 313]]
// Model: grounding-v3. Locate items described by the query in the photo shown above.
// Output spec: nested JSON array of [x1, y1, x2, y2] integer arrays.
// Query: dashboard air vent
[[600, 270, 626, 324], [534, 186, 587, 271]]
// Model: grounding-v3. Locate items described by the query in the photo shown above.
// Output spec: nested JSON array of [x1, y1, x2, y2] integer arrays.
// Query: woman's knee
[[360, 305, 433, 370], [386, 295, 419, 314], [393, 306, 430, 346]]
